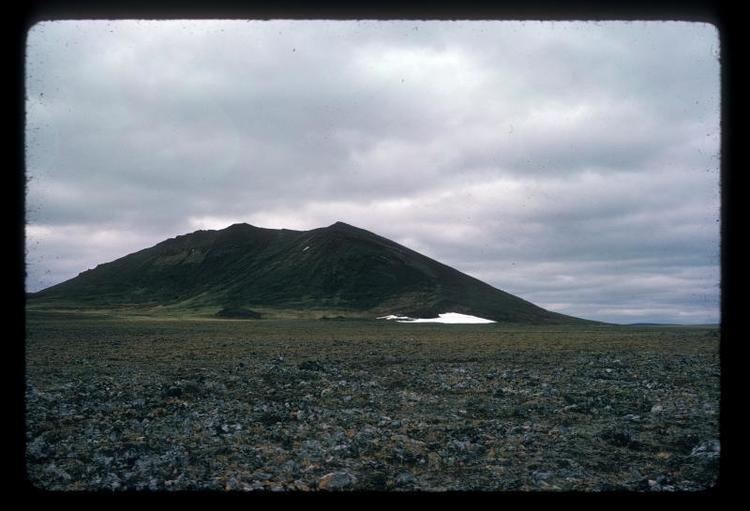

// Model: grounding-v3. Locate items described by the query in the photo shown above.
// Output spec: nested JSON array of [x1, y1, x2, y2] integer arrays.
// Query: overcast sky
[[25, 20, 720, 324]]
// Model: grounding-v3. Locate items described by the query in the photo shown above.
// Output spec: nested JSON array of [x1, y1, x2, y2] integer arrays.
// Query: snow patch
[[378, 312, 495, 324]]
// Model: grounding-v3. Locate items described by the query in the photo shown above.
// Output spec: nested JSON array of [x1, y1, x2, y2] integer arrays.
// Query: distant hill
[[28, 221, 597, 324], [625, 323, 719, 328]]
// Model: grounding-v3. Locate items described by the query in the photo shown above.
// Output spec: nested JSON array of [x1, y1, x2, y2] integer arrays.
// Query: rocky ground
[[25, 316, 720, 492]]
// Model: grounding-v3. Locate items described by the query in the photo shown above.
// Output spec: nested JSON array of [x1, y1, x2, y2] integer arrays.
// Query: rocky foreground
[[25, 317, 720, 492]]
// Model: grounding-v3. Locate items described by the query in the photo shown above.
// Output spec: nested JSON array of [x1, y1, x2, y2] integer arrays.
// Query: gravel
[[25, 318, 720, 492]]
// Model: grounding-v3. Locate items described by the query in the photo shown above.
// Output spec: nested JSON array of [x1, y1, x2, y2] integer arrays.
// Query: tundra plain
[[25, 312, 720, 492]]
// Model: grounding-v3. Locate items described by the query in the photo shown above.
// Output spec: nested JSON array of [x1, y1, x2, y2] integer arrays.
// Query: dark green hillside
[[28, 221, 594, 324]]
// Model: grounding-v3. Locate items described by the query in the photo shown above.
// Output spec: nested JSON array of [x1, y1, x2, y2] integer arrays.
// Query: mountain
[[28, 221, 594, 324]]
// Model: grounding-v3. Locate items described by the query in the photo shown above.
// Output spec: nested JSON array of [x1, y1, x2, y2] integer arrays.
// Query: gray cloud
[[25, 20, 720, 323]]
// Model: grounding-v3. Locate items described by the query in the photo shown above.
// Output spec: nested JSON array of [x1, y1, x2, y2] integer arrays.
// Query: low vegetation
[[25, 312, 719, 492]]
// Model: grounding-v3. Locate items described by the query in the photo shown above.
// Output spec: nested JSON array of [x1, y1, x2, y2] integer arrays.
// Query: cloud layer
[[25, 20, 720, 323]]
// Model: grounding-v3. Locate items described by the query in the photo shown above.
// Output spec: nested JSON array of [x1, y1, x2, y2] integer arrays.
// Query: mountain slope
[[28, 222, 594, 324]]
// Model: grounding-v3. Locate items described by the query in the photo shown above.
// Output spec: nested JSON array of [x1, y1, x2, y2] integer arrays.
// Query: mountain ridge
[[28, 222, 598, 324]]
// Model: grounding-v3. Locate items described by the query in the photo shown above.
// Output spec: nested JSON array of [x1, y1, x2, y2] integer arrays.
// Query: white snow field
[[377, 312, 495, 324]]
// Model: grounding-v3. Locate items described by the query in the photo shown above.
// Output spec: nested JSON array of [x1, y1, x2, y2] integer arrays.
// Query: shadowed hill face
[[29, 222, 593, 324]]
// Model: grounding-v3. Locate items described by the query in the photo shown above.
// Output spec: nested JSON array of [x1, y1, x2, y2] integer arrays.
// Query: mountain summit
[[29, 222, 592, 323]]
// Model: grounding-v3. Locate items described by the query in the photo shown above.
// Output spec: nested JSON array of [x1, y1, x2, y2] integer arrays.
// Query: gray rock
[[533, 470, 553, 481], [27, 435, 48, 459], [690, 439, 720, 458], [44, 463, 72, 481], [225, 477, 241, 491], [281, 460, 300, 475], [395, 471, 417, 487], [318, 471, 356, 490]]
